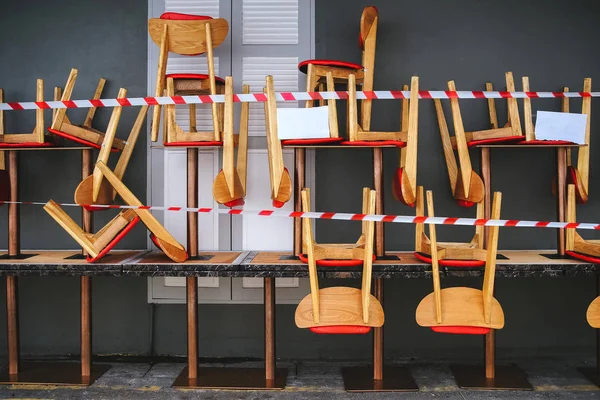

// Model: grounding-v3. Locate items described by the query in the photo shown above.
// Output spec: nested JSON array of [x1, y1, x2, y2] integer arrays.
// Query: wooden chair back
[[148, 18, 228, 56], [359, 6, 378, 130], [0, 80, 45, 145]]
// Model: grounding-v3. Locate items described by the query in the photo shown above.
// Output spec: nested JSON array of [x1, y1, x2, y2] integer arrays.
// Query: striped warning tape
[[0, 90, 598, 111], [1, 201, 595, 230]]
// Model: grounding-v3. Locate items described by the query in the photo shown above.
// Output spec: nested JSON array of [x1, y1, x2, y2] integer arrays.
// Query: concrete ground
[[1, 355, 600, 399]]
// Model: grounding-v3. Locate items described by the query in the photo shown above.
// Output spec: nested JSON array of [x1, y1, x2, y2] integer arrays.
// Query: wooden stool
[[50, 69, 125, 152], [299, 6, 378, 142], [148, 12, 228, 146], [416, 191, 532, 390]]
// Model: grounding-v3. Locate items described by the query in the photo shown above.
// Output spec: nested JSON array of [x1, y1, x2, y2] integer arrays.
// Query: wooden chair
[[148, 12, 228, 146], [566, 184, 600, 263], [299, 6, 378, 144], [434, 96, 485, 207], [264, 75, 293, 207], [49, 69, 125, 152], [547, 80, 592, 204], [414, 187, 486, 267], [212, 77, 250, 207], [416, 191, 504, 334], [295, 187, 384, 334], [299, 187, 376, 267], [0, 80, 51, 148], [44, 106, 149, 262], [387, 76, 419, 206]]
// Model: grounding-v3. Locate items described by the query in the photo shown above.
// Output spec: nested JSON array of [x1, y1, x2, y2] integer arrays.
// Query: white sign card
[[534, 111, 587, 144], [276, 106, 330, 140]]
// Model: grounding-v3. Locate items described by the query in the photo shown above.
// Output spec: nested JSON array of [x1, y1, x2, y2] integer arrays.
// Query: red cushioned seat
[[466, 136, 524, 148], [165, 73, 226, 84], [86, 217, 140, 262], [310, 325, 371, 334], [160, 12, 212, 20], [520, 139, 574, 145], [298, 60, 363, 74], [566, 250, 600, 264], [431, 326, 490, 335], [340, 140, 406, 148], [456, 199, 476, 208], [149, 233, 189, 262], [224, 198, 245, 208], [0, 141, 53, 148], [414, 252, 485, 267], [392, 167, 415, 207], [49, 129, 120, 152], [282, 137, 344, 146], [298, 253, 376, 267], [163, 141, 223, 147], [272, 199, 285, 208]]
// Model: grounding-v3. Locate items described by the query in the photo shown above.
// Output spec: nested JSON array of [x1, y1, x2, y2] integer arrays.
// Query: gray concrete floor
[[1, 356, 600, 399]]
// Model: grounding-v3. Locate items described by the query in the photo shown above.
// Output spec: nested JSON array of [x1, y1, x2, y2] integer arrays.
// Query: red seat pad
[[49, 129, 119, 152], [298, 59, 363, 74], [163, 141, 223, 147], [165, 73, 226, 84], [224, 198, 245, 208], [86, 217, 140, 263], [566, 250, 600, 264], [299, 253, 376, 267], [456, 199, 476, 208], [520, 139, 574, 145], [392, 167, 415, 207], [0, 141, 53, 148], [340, 140, 406, 148], [310, 325, 371, 334], [282, 137, 344, 146], [431, 326, 491, 335], [83, 205, 110, 212], [273, 199, 285, 208], [150, 234, 189, 262], [160, 12, 212, 20], [466, 136, 524, 148], [414, 252, 485, 267]]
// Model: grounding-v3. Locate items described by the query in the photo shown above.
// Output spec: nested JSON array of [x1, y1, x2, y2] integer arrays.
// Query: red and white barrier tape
[[0, 90, 597, 111], [1, 201, 595, 231]]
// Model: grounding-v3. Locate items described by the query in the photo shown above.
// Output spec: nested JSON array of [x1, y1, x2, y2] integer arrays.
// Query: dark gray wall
[[0, 0, 598, 361]]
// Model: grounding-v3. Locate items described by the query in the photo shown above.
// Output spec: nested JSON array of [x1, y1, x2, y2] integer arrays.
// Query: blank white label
[[276, 106, 330, 140], [535, 111, 587, 144]]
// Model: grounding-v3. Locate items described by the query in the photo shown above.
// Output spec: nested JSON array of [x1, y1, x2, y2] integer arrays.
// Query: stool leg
[[485, 330, 495, 379], [480, 148, 491, 248], [8, 151, 19, 257], [6, 276, 19, 376], [264, 277, 275, 387], [373, 148, 384, 257], [373, 278, 383, 381], [294, 148, 305, 257], [556, 147, 567, 255], [81, 276, 91, 378], [187, 277, 198, 380], [81, 149, 93, 257], [187, 149, 198, 259]]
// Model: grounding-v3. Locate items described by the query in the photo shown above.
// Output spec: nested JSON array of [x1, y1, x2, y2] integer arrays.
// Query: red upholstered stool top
[[431, 326, 491, 335], [224, 198, 245, 208], [310, 325, 372, 334], [160, 12, 212, 20], [456, 199, 476, 208], [340, 140, 406, 148], [163, 141, 223, 147], [165, 73, 226, 84], [298, 60, 363, 74], [282, 137, 344, 146], [49, 128, 119, 152], [0, 141, 53, 148], [86, 217, 140, 263], [298, 253, 376, 267], [414, 252, 485, 268], [466, 136, 525, 148], [566, 250, 600, 264]]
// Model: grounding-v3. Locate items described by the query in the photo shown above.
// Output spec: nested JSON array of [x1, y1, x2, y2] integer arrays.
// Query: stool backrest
[[148, 17, 229, 56]]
